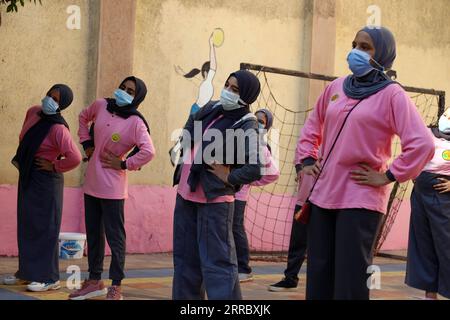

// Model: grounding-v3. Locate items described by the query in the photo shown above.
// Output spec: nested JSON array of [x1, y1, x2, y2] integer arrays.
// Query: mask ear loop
[[370, 57, 392, 81], [237, 98, 248, 107], [370, 57, 385, 71]]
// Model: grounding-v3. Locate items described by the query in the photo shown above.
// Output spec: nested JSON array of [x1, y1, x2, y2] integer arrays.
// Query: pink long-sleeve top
[[422, 130, 450, 176], [235, 145, 280, 202], [78, 99, 155, 200], [19, 106, 82, 173], [296, 77, 434, 214]]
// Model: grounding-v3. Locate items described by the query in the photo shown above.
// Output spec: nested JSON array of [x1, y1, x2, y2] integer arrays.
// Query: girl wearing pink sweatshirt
[[297, 26, 434, 300], [70, 76, 155, 301], [406, 108, 450, 300], [234, 109, 280, 282], [5, 84, 82, 292]]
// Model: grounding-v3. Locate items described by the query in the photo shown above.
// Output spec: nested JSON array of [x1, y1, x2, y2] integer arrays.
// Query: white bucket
[[58, 233, 87, 260]]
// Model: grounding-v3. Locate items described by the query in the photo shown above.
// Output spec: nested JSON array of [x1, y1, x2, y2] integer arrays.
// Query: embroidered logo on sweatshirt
[[442, 150, 450, 161], [111, 133, 121, 143], [331, 94, 339, 102]]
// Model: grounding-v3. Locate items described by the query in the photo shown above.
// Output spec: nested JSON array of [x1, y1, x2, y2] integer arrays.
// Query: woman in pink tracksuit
[[297, 26, 434, 300], [69, 76, 155, 301]]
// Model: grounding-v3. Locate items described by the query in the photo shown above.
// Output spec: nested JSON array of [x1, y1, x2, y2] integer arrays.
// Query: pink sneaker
[[106, 286, 123, 300], [68, 280, 107, 300]]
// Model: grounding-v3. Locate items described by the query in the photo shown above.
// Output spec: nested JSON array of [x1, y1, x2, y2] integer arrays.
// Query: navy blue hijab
[[343, 26, 397, 100]]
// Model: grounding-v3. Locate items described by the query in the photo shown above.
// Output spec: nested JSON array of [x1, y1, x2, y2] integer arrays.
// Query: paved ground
[[0, 252, 444, 300]]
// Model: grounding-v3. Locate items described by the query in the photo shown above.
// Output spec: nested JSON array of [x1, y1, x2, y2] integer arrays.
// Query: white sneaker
[[27, 281, 61, 292], [239, 273, 254, 283]]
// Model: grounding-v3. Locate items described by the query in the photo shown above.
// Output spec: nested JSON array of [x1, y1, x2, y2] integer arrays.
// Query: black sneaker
[[268, 277, 298, 292]]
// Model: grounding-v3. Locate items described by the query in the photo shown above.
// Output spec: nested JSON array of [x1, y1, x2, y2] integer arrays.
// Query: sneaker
[[239, 273, 254, 283], [106, 286, 123, 300], [268, 277, 298, 292], [27, 281, 61, 292], [68, 280, 107, 300], [3, 275, 30, 286]]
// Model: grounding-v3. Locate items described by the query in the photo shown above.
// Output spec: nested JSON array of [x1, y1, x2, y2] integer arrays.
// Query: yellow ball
[[212, 28, 225, 47]]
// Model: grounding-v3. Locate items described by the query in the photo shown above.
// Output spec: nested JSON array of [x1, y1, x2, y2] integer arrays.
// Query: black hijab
[[187, 70, 261, 192], [13, 84, 73, 186], [89, 76, 151, 159], [431, 127, 450, 141]]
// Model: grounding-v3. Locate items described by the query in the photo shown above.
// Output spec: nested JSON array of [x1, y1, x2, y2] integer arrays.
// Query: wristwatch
[[120, 160, 127, 170]]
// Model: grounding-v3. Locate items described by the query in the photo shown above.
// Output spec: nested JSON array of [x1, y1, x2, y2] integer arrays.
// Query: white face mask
[[439, 114, 450, 133], [220, 89, 246, 111], [41, 96, 59, 115]]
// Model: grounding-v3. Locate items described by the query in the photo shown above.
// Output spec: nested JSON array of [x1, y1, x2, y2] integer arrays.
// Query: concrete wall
[[0, 0, 100, 187]]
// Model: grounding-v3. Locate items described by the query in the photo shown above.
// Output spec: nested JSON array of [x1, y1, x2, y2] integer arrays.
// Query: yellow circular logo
[[331, 94, 339, 102], [111, 133, 121, 143], [443, 150, 450, 161]]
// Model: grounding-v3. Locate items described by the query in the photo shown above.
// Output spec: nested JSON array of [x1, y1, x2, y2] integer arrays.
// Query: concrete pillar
[[96, 0, 137, 98], [308, 0, 337, 107]]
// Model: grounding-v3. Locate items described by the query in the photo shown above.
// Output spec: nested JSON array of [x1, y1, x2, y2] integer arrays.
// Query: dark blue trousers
[[172, 195, 241, 300], [17, 165, 63, 283], [284, 205, 308, 280], [406, 171, 450, 298], [233, 200, 252, 274], [306, 204, 382, 300]]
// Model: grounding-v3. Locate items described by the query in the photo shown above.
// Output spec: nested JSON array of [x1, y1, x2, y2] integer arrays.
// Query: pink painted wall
[[0, 184, 409, 257], [0, 185, 177, 257]]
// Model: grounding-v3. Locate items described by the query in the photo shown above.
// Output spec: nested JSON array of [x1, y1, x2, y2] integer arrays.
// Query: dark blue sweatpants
[[406, 171, 450, 299], [172, 195, 241, 300], [233, 200, 252, 274], [284, 205, 308, 280]]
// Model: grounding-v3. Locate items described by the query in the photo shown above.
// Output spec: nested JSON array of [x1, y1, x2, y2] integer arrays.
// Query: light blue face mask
[[347, 49, 384, 77], [220, 89, 246, 111], [439, 114, 450, 134], [114, 89, 134, 107], [41, 96, 59, 115]]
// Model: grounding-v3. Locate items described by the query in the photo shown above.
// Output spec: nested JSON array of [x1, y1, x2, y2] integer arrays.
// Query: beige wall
[[334, 0, 450, 104], [0, 0, 100, 186]]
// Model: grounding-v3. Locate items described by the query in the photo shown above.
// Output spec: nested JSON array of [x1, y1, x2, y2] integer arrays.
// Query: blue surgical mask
[[220, 89, 246, 111], [347, 49, 383, 77], [439, 114, 450, 134], [258, 122, 265, 130], [41, 96, 59, 115], [114, 89, 134, 107]]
